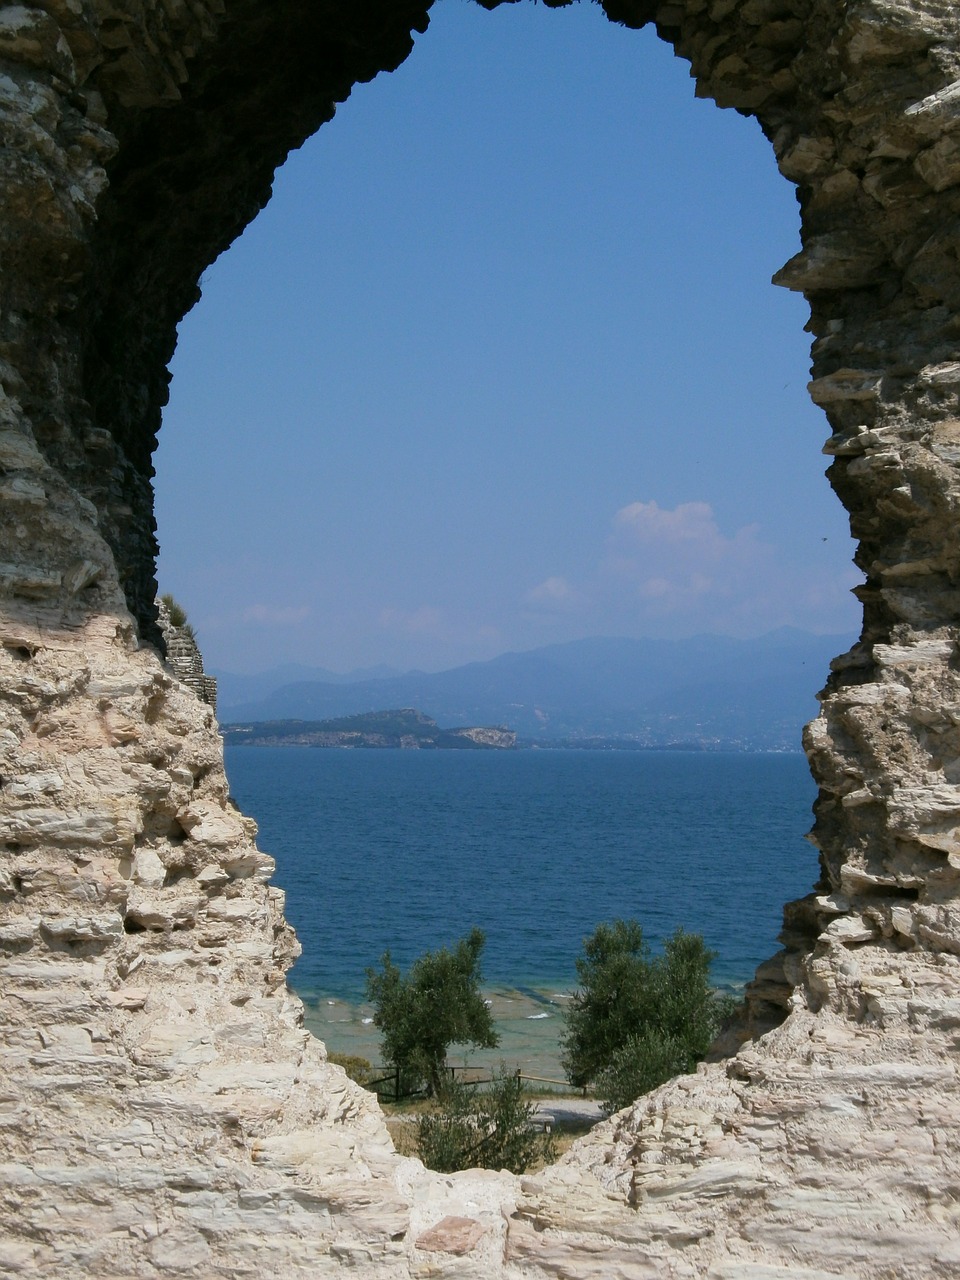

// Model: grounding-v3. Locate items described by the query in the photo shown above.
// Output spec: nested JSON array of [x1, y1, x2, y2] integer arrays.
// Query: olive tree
[[415, 1065, 553, 1174], [365, 927, 498, 1096], [561, 919, 735, 1113]]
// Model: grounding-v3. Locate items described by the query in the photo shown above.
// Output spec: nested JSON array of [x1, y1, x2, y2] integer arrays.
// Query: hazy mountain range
[[215, 629, 854, 750]]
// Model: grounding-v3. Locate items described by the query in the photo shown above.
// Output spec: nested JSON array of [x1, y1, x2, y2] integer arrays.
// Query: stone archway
[[2, 2, 959, 1275]]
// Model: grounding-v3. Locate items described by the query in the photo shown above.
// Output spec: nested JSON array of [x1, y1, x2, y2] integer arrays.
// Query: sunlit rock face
[[1, 1, 959, 1275]]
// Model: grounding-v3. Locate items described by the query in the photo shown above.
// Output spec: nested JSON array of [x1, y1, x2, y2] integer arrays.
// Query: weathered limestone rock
[[2, 0, 960, 1276]]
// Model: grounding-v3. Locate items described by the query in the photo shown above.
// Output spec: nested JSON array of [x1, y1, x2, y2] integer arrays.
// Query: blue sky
[[154, 0, 862, 675]]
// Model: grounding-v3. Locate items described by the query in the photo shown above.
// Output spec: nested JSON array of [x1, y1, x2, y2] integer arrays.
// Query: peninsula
[[222, 708, 516, 750]]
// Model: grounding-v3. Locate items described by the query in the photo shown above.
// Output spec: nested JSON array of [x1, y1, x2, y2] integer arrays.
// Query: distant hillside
[[222, 708, 516, 750], [219, 629, 856, 750], [212, 662, 404, 708]]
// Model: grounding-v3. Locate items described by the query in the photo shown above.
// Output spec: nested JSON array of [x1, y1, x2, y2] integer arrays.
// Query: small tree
[[561, 919, 733, 1113], [365, 928, 499, 1096], [416, 1066, 553, 1174], [594, 1029, 696, 1114]]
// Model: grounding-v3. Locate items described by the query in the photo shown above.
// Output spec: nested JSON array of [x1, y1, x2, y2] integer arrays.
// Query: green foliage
[[327, 1053, 372, 1086], [365, 928, 499, 1096], [561, 918, 647, 1089], [160, 593, 188, 628], [416, 1066, 554, 1174], [308, 708, 436, 737], [594, 1030, 692, 1114], [561, 920, 733, 1113]]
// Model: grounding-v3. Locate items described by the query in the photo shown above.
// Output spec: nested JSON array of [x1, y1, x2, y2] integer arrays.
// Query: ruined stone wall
[[157, 599, 217, 714], [1, 1, 959, 1276]]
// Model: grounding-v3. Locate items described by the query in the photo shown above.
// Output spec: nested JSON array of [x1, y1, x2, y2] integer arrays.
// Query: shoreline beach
[[298, 971, 749, 1085], [300, 984, 575, 1082]]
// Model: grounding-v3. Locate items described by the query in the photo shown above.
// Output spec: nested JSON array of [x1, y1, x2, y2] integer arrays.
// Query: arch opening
[[151, 0, 860, 1050]]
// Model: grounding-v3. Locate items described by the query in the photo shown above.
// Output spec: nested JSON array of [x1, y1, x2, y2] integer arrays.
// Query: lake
[[224, 747, 819, 1074]]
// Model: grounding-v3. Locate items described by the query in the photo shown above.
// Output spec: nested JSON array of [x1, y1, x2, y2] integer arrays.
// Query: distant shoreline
[[516, 739, 804, 754], [299, 983, 574, 1080], [224, 728, 805, 754], [222, 708, 516, 750]]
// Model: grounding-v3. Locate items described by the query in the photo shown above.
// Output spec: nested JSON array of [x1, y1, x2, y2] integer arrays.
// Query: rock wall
[[1, 0, 959, 1276]]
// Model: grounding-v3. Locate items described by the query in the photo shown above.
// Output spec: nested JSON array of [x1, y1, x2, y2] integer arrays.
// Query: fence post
[[395, 1066, 400, 1102]]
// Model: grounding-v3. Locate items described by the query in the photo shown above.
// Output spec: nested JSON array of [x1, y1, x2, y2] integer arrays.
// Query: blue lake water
[[224, 747, 820, 1008]]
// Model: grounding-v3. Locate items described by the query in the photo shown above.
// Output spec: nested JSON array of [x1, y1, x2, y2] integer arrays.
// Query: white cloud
[[600, 500, 769, 617], [525, 575, 578, 609], [378, 605, 445, 636], [522, 498, 861, 638]]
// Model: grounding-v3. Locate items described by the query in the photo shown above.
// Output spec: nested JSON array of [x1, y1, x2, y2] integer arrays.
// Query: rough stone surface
[[2, 0, 960, 1276]]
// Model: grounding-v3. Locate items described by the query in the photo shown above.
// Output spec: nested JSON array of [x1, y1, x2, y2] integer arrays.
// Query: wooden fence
[[365, 1064, 591, 1103]]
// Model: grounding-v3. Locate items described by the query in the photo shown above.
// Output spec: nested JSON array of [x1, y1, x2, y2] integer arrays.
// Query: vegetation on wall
[[160, 592, 197, 640]]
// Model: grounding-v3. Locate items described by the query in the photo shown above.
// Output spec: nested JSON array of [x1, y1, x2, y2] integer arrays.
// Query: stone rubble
[[2, 0, 960, 1276]]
